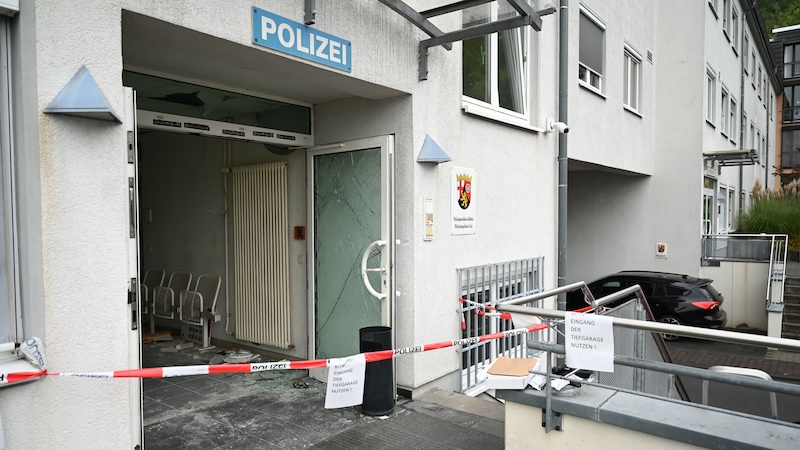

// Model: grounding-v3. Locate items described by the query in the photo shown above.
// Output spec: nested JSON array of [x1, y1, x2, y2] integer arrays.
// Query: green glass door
[[308, 136, 394, 359]]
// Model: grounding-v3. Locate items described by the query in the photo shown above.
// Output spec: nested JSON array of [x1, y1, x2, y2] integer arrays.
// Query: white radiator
[[231, 162, 292, 349]]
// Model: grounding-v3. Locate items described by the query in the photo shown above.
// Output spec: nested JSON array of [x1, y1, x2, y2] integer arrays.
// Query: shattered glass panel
[[314, 148, 382, 359]]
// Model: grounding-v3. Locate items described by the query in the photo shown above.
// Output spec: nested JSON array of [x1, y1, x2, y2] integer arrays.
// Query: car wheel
[[659, 316, 682, 341]]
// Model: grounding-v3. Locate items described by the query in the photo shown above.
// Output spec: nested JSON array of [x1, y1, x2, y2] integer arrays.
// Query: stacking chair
[[179, 274, 222, 348], [140, 268, 166, 334], [153, 271, 193, 320]]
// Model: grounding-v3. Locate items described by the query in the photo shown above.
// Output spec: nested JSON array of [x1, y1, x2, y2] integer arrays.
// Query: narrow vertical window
[[706, 67, 717, 124], [729, 97, 737, 143], [623, 45, 642, 112], [720, 86, 729, 136], [731, 7, 739, 53]]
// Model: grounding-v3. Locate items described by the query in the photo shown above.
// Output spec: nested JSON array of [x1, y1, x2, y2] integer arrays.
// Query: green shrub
[[738, 179, 800, 251]]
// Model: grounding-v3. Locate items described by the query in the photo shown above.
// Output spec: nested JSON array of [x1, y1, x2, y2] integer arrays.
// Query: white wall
[[700, 262, 770, 330]]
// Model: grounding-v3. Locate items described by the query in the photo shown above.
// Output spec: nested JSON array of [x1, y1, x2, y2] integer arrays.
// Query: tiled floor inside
[[141, 337, 505, 449]]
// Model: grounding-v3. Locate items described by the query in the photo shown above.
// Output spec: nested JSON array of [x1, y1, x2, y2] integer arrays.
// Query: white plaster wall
[[566, 0, 657, 174], [700, 262, 769, 330], [121, 0, 418, 97], [0, 1, 136, 449]]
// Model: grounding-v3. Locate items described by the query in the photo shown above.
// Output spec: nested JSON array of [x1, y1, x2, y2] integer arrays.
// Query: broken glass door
[[309, 136, 394, 359]]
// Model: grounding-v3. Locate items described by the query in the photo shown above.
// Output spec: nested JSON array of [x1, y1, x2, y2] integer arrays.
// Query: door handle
[[361, 240, 387, 300]]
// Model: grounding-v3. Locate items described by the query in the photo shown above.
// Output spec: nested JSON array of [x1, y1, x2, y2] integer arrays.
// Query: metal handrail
[[499, 303, 800, 352], [498, 289, 800, 431]]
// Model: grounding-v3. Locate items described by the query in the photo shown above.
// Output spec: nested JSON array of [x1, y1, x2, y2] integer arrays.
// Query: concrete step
[[782, 321, 800, 336], [784, 294, 800, 306], [785, 285, 800, 296]]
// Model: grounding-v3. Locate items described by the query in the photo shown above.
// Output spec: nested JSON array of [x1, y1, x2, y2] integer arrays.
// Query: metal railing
[[496, 283, 800, 432], [701, 233, 788, 309], [456, 257, 545, 393]]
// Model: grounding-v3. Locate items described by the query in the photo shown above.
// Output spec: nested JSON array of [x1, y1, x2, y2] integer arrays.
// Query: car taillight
[[691, 301, 720, 310]]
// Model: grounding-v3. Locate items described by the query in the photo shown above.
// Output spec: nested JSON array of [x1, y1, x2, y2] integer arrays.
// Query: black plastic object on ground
[[359, 326, 395, 416]]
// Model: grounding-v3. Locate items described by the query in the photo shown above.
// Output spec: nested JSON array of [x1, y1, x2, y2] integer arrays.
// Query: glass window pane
[[463, 35, 489, 103]]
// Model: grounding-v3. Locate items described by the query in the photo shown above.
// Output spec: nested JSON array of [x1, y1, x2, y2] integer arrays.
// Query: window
[[727, 187, 736, 231], [720, 86, 729, 136], [709, 0, 719, 17], [462, 3, 530, 120], [749, 122, 755, 149], [717, 185, 728, 234], [729, 97, 737, 143], [742, 112, 748, 144], [0, 16, 22, 365], [751, 51, 756, 87], [722, 0, 731, 38], [743, 34, 749, 75], [784, 86, 800, 123], [761, 135, 766, 165], [579, 7, 605, 93], [731, 7, 739, 53], [757, 65, 762, 98], [706, 67, 716, 124], [782, 129, 800, 167], [623, 45, 642, 112], [755, 129, 761, 156], [784, 43, 800, 78], [762, 74, 767, 105]]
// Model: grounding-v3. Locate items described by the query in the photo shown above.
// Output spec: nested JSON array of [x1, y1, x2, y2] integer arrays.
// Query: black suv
[[566, 271, 727, 340]]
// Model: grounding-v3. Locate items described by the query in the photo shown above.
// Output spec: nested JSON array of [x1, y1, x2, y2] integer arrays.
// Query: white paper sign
[[324, 354, 366, 409], [565, 313, 615, 372]]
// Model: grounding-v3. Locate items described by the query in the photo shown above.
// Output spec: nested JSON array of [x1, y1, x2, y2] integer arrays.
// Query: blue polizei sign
[[252, 7, 351, 72]]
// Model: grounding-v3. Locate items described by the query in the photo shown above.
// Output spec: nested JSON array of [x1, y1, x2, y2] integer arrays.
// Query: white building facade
[[566, 0, 778, 292], [0, 0, 780, 447]]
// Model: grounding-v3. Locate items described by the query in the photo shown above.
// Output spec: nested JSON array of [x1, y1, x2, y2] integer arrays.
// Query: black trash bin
[[359, 326, 395, 416]]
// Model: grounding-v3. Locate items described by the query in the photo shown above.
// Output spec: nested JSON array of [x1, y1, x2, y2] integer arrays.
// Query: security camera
[[546, 118, 570, 134], [552, 121, 569, 134]]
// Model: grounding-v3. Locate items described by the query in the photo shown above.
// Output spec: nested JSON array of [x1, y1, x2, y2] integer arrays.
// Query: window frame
[[731, 6, 739, 54], [720, 84, 729, 137], [578, 6, 606, 95], [729, 96, 737, 144], [706, 66, 717, 126], [0, 16, 32, 380], [743, 33, 749, 75], [623, 44, 642, 113], [722, 0, 731, 40], [461, 3, 535, 129], [784, 43, 800, 78]]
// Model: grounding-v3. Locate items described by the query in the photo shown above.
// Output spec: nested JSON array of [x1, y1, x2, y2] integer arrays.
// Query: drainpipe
[[556, 0, 569, 357], [739, 13, 746, 221]]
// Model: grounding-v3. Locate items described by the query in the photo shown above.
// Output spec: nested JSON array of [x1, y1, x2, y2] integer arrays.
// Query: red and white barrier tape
[[2, 323, 548, 382]]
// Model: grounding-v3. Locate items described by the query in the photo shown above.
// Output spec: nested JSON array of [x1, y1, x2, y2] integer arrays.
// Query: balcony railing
[[782, 149, 800, 168], [783, 61, 800, 79], [783, 105, 800, 124]]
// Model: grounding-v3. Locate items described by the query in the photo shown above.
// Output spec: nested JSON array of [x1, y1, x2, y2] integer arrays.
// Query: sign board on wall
[[451, 167, 476, 235], [252, 7, 352, 72]]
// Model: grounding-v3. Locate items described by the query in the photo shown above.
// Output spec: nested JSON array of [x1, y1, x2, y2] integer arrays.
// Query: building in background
[[772, 23, 800, 187]]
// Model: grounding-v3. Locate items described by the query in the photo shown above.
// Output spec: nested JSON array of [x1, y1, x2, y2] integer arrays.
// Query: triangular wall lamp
[[44, 66, 121, 123], [416, 134, 451, 164]]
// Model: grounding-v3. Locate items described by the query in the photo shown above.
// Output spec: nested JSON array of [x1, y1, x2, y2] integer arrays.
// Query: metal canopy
[[703, 149, 759, 167], [377, 0, 552, 80]]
